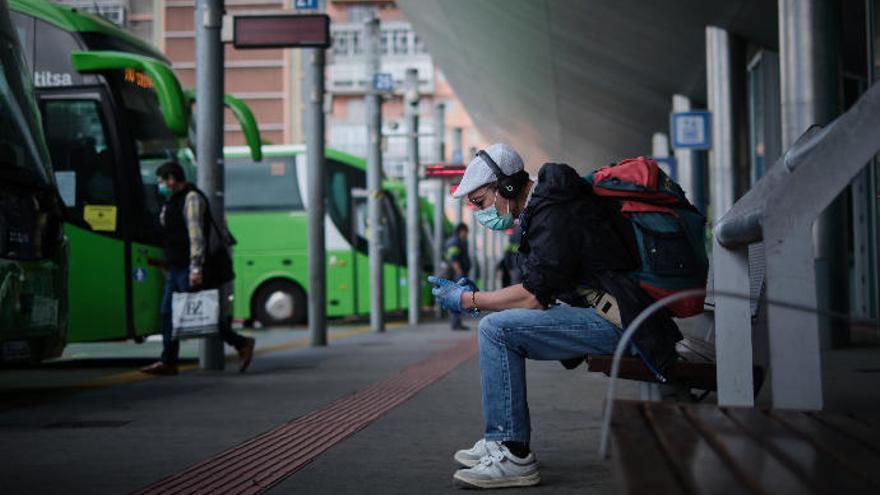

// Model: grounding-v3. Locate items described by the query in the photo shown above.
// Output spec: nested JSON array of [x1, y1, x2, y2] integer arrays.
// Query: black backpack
[[192, 189, 236, 289]]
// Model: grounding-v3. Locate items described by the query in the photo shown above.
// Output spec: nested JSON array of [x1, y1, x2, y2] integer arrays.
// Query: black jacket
[[162, 184, 204, 270], [519, 163, 682, 374]]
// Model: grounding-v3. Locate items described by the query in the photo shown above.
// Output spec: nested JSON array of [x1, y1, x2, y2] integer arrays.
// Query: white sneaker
[[454, 438, 491, 468], [453, 442, 541, 489]]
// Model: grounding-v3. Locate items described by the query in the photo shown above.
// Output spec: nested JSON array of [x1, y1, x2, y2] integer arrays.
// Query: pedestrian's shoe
[[140, 361, 178, 376], [453, 442, 540, 489], [238, 337, 256, 373], [451, 324, 470, 332], [454, 438, 490, 467]]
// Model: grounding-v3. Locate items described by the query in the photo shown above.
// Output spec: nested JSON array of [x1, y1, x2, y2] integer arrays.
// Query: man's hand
[[455, 277, 479, 293], [189, 269, 203, 288], [428, 276, 466, 313]]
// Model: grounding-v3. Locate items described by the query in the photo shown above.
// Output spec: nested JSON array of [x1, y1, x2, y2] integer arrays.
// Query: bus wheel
[[252, 280, 306, 327]]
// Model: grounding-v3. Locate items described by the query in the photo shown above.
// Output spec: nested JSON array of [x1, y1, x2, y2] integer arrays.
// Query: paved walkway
[[0, 319, 638, 494]]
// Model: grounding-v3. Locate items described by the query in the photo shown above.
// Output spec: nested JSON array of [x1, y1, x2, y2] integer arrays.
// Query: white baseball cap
[[452, 143, 525, 199]]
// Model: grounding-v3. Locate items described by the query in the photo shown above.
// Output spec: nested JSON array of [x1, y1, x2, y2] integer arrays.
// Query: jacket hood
[[528, 162, 591, 208]]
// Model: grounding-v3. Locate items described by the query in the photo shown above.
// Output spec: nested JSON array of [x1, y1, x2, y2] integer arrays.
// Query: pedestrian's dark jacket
[[161, 183, 206, 270], [444, 234, 470, 276], [518, 163, 682, 372]]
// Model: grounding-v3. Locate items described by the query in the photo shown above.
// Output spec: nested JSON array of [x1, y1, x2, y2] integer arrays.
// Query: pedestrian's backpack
[[584, 157, 708, 317]]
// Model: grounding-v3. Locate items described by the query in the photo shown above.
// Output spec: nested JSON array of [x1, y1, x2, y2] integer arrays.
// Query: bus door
[[38, 92, 128, 342], [108, 71, 179, 339], [381, 196, 406, 311], [350, 190, 403, 314]]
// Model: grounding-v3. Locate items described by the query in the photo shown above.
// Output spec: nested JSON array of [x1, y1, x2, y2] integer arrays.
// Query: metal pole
[[405, 68, 421, 325], [672, 95, 696, 203], [433, 103, 445, 317], [779, 0, 846, 350], [705, 26, 736, 227], [364, 17, 384, 333], [452, 127, 464, 226], [196, 0, 225, 370], [304, 48, 327, 346]]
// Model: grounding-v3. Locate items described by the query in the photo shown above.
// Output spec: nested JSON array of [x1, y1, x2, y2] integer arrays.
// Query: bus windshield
[[108, 70, 180, 159], [0, 32, 51, 187]]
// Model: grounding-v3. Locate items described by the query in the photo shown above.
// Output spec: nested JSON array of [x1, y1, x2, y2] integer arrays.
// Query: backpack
[[584, 157, 708, 317], [191, 189, 236, 290]]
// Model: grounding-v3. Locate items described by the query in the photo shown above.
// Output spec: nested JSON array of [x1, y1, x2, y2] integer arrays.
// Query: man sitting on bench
[[429, 144, 683, 489]]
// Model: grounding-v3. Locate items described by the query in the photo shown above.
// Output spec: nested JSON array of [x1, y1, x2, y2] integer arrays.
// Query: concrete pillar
[[705, 26, 737, 226], [672, 95, 697, 203], [779, 0, 847, 351]]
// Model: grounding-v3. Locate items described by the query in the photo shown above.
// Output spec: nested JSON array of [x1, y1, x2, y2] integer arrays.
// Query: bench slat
[[642, 402, 748, 494], [683, 406, 812, 494], [610, 401, 687, 494], [805, 412, 880, 454], [725, 408, 879, 493], [587, 355, 718, 391], [677, 338, 715, 362], [768, 410, 880, 488]]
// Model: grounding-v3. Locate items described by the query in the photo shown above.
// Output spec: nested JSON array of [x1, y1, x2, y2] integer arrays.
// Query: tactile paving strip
[[133, 338, 477, 495]]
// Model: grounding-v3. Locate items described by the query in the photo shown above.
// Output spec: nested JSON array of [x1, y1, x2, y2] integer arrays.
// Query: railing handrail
[[713, 81, 880, 249]]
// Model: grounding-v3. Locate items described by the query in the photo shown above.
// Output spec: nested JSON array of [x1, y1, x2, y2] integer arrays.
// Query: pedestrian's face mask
[[157, 180, 171, 198], [474, 191, 513, 231]]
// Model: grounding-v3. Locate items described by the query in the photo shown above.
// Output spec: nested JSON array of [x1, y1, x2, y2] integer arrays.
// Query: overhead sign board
[[294, 0, 319, 10], [670, 111, 711, 150], [233, 14, 331, 49], [373, 72, 394, 92], [425, 163, 466, 180]]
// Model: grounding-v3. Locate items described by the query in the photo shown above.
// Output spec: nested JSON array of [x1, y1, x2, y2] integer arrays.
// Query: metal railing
[[711, 81, 880, 410]]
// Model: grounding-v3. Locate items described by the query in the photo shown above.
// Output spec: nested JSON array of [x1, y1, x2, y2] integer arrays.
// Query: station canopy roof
[[397, 0, 777, 173]]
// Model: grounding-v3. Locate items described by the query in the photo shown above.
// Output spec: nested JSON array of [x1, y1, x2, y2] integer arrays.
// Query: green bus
[[8, 0, 261, 356], [0, 0, 67, 363], [224, 145, 445, 326]]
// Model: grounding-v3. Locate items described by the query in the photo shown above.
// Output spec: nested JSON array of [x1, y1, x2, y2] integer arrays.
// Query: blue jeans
[[477, 305, 622, 443], [160, 267, 246, 365]]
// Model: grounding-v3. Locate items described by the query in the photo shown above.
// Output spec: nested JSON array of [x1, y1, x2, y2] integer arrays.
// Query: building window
[[391, 29, 408, 55], [347, 5, 378, 24], [414, 34, 428, 54], [333, 31, 350, 56], [380, 30, 390, 55]]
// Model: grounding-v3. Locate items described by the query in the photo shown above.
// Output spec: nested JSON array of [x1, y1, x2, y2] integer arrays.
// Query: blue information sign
[[651, 156, 678, 181], [294, 0, 318, 10], [670, 111, 711, 150], [373, 72, 394, 92]]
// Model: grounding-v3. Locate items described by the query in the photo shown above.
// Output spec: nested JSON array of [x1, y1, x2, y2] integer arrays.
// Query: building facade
[[61, 0, 484, 176]]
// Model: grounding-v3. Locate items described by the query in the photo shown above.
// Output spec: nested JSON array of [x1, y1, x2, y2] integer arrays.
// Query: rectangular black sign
[[233, 14, 331, 49]]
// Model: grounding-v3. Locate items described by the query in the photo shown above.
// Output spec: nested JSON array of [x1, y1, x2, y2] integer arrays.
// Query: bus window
[[108, 72, 181, 244], [328, 168, 351, 233], [42, 99, 118, 234], [225, 157, 303, 211]]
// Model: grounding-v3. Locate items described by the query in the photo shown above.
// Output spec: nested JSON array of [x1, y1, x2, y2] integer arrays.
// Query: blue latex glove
[[455, 276, 479, 293], [428, 275, 466, 314]]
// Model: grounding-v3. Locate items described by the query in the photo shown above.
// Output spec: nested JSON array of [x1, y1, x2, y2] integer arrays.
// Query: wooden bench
[[585, 336, 764, 397], [610, 400, 880, 494]]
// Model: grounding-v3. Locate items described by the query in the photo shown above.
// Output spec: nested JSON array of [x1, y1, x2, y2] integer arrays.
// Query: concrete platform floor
[[0, 319, 639, 495]]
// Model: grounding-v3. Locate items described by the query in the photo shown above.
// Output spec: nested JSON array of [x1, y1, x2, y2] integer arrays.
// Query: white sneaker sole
[[453, 470, 541, 489], [453, 453, 481, 468]]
